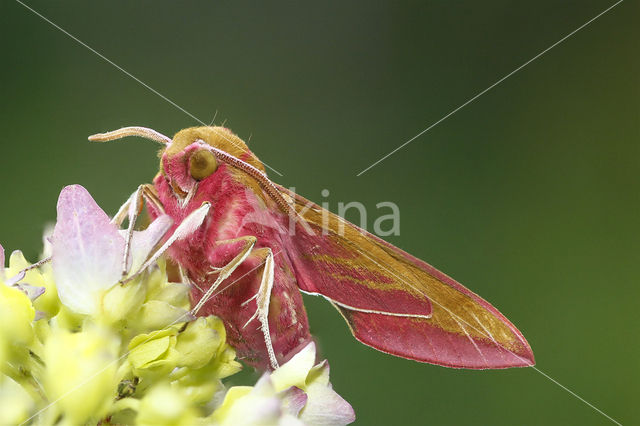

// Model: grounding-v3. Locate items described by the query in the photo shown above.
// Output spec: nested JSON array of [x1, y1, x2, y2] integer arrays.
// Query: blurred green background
[[1, 1, 637, 424]]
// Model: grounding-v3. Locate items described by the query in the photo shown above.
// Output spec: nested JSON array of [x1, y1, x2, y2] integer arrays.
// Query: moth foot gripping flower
[[0, 184, 354, 425]]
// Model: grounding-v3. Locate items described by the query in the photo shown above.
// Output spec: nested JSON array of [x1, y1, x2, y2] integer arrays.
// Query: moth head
[[88, 126, 267, 204]]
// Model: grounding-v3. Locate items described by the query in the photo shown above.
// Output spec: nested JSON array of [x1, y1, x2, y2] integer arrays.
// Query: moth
[[90, 126, 534, 370]]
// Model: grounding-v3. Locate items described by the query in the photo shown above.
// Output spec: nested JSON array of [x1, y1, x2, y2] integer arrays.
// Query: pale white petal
[[125, 215, 173, 274], [218, 376, 282, 425], [278, 415, 305, 426], [300, 367, 355, 426], [40, 224, 54, 258], [270, 342, 317, 393], [306, 360, 330, 386], [14, 283, 45, 301], [5, 270, 25, 287]]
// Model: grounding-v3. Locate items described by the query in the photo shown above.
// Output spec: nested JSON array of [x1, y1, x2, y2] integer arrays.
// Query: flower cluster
[[0, 185, 354, 425]]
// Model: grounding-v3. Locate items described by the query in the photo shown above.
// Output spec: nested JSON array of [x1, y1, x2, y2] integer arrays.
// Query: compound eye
[[189, 149, 218, 180]]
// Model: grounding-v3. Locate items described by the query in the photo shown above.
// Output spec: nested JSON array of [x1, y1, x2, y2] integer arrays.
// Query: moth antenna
[[88, 126, 172, 146], [200, 142, 294, 216]]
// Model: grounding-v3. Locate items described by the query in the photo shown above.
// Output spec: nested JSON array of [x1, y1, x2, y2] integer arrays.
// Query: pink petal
[[281, 386, 308, 417], [52, 185, 125, 314], [6, 270, 26, 286], [15, 283, 45, 301]]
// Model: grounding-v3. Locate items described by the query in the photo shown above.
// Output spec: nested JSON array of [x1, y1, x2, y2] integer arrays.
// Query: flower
[[5, 249, 57, 318], [213, 342, 355, 425], [0, 250, 36, 369], [51, 184, 172, 315], [0, 279, 35, 348], [135, 384, 199, 426], [212, 376, 302, 425], [42, 325, 119, 424], [0, 184, 355, 425], [128, 315, 241, 403], [0, 376, 33, 425]]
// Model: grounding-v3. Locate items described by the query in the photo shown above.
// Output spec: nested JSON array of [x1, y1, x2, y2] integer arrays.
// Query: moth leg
[[206, 266, 223, 275], [111, 184, 164, 227], [139, 184, 165, 217], [111, 187, 139, 228], [111, 184, 166, 277], [179, 265, 203, 292], [241, 292, 258, 307], [16, 256, 52, 277], [191, 236, 258, 315], [239, 247, 278, 369], [121, 202, 211, 284], [121, 186, 143, 277]]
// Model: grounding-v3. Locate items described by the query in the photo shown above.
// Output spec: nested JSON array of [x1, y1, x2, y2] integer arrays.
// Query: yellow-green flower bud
[[128, 327, 181, 377], [0, 376, 34, 425], [136, 384, 198, 426], [0, 282, 35, 361], [0, 339, 6, 369], [7, 250, 59, 317], [132, 300, 190, 332], [175, 317, 224, 369], [149, 282, 191, 311], [100, 278, 147, 326], [42, 326, 119, 424]]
